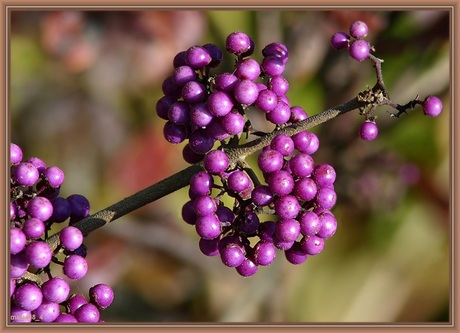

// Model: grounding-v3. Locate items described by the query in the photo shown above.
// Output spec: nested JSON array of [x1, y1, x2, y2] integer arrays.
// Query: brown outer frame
[[1, 2, 457, 332]]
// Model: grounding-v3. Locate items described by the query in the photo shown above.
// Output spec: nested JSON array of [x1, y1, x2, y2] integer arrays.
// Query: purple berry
[[267, 170, 295, 196], [226, 31, 252, 56], [274, 195, 301, 220], [181, 81, 206, 104], [262, 42, 289, 64], [156, 95, 177, 120], [261, 55, 285, 77], [207, 91, 234, 117], [203, 150, 229, 175], [220, 244, 245, 267], [315, 187, 337, 210], [301, 235, 325, 255], [254, 88, 278, 112], [199, 237, 220, 256], [172, 65, 197, 87], [74, 303, 100, 323], [22, 218, 45, 239], [26, 196, 53, 221], [41, 277, 70, 303], [330, 31, 350, 50], [89, 284, 114, 310], [195, 214, 221, 240], [182, 144, 205, 164], [185, 45, 211, 69], [63, 255, 88, 280], [289, 153, 314, 178], [214, 72, 238, 92], [270, 134, 295, 156], [268, 75, 289, 96], [43, 166, 65, 188], [168, 101, 190, 125], [253, 241, 276, 266], [10, 227, 27, 254], [189, 128, 215, 154], [258, 149, 284, 174], [234, 79, 259, 105], [275, 218, 301, 243], [317, 212, 338, 239], [423, 95, 443, 117], [12, 162, 39, 186], [299, 211, 321, 236], [285, 242, 308, 265], [13, 283, 43, 311], [266, 101, 291, 125], [190, 102, 214, 127], [290, 106, 308, 123], [67, 194, 90, 219], [220, 110, 245, 135], [10, 252, 29, 278], [25, 241, 52, 269], [163, 121, 188, 144], [349, 20, 369, 39], [251, 185, 274, 207], [236, 258, 258, 277], [193, 195, 217, 217], [26, 156, 47, 172], [10, 306, 32, 322], [67, 293, 88, 314], [60, 226, 84, 251], [235, 58, 261, 80], [10, 143, 23, 165], [359, 120, 378, 141], [173, 51, 187, 68], [190, 171, 213, 196], [50, 197, 71, 223], [312, 164, 336, 187], [349, 39, 370, 61], [227, 170, 251, 193], [294, 177, 317, 202], [202, 43, 223, 68], [33, 301, 60, 322]]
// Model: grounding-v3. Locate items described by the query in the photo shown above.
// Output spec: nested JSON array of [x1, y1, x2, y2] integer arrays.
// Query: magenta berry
[[423, 95, 443, 117], [349, 39, 370, 61], [359, 120, 379, 141], [349, 20, 369, 39]]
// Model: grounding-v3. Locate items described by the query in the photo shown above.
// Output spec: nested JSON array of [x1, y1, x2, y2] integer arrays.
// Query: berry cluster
[[330, 21, 443, 141], [157, 31, 338, 277], [9, 143, 114, 323]]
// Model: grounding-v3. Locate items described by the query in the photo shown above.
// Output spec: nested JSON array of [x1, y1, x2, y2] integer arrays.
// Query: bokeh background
[[9, 10, 450, 322]]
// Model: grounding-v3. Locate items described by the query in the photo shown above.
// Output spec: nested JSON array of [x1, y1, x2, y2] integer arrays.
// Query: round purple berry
[[203, 150, 229, 174], [349, 39, 370, 61], [253, 241, 276, 266], [60, 226, 84, 251], [13, 283, 43, 311], [330, 31, 350, 50], [185, 45, 211, 69], [359, 120, 378, 141], [285, 242, 308, 265], [349, 20, 369, 39], [12, 162, 39, 186], [43, 166, 65, 188], [74, 303, 100, 323], [234, 79, 259, 105], [41, 277, 70, 304], [89, 284, 114, 310], [25, 241, 52, 269], [226, 31, 252, 56], [10, 143, 23, 165], [63, 255, 88, 280], [423, 95, 443, 117], [10, 227, 27, 255], [236, 258, 258, 277]]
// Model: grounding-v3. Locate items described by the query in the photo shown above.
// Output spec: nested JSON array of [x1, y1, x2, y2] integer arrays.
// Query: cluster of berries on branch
[[10, 143, 114, 322]]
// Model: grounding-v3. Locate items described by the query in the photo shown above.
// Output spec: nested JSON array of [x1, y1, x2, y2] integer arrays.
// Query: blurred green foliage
[[10, 10, 450, 323]]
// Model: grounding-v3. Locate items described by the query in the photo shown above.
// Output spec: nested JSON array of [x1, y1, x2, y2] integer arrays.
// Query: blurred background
[[9, 10, 450, 322]]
